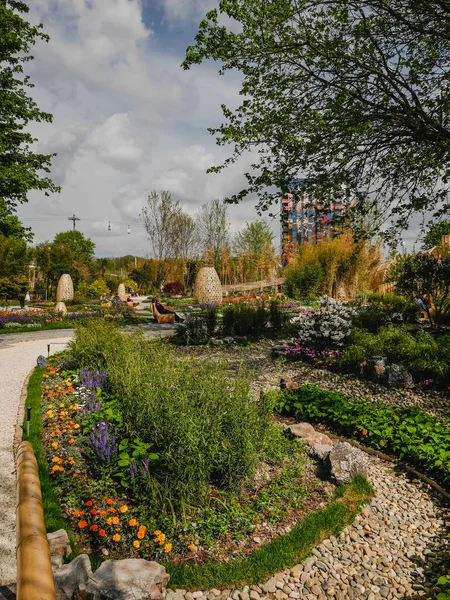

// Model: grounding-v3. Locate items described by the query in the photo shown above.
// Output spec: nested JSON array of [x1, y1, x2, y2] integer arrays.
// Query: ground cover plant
[[270, 385, 450, 487], [34, 321, 352, 568]]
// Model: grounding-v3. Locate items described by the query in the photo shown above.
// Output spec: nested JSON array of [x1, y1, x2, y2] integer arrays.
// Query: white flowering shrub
[[296, 296, 356, 348]]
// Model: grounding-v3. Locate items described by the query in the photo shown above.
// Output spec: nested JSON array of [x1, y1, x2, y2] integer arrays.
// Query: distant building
[[281, 178, 353, 263]]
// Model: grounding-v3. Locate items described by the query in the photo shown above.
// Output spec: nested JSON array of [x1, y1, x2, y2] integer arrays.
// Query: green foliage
[[423, 220, 450, 249], [183, 0, 450, 238], [0, 1, 59, 212], [168, 477, 373, 589], [0, 234, 29, 277], [351, 293, 420, 333], [271, 385, 450, 485], [0, 200, 33, 241], [285, 261, 323, 300], [340, 325, 450, 384], [388, 253, 450, 325], [53, 230, 95, 264], [68, 321, 274, 512], [222, 302, 269, 337], [0, 275, 28, 304]]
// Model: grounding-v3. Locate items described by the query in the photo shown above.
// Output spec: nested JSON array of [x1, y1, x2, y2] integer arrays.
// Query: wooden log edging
[[16, 441, 56, 600]]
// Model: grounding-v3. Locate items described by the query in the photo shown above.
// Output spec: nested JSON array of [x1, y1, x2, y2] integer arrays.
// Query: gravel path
[[167, 457, 449, 600], [0, 334, 72, 586]]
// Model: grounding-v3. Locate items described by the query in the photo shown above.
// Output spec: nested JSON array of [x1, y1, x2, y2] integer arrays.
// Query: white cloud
[[16, 0, 268, 256]]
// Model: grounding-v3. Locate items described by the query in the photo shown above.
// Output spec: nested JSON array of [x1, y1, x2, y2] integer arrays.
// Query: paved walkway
[[0, 332, 73, 586]]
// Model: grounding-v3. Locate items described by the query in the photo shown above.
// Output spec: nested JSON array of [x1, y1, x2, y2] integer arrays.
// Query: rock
[[280, 377, 299, 390], [384, 365, 413, 389], [311, 444, 333, 460], [51, 554, 64, 572], [54, 554, 92, 600], [223, 337, 234, 345], [37, 355, 49, 367], [329, 442, 369, 484], [210, 338, 224, 346], [54, 301, 67, 316], [48, 529, 72, 557], [56, 274, 74, 302], [286, 423, 333, 448], [78, 559, 169, 600], [262, 578, 277, 594]]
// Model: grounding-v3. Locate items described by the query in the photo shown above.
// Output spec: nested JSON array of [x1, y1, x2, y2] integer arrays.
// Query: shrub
[[296, 296, 355, 349], [164, 281, 184, 295], [284, 262, 323, 300], [176, 310, 213, 345], [69, 322, 274, 511], [340, 325, 450, 384], [270, 385, 450, 486], [222, 302, 269, 337], [351, 293, 420, 333]]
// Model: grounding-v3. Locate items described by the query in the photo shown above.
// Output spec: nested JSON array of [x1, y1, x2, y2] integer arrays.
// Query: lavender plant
[[89, 422, 118, 462]]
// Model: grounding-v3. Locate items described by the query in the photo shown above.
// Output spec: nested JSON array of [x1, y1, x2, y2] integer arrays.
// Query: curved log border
[[16, 441, 56, 600]]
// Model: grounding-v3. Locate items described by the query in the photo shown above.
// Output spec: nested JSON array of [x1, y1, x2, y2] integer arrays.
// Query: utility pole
[[68, 214, 80, 230]]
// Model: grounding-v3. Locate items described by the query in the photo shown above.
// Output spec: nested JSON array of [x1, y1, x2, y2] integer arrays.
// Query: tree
[[198, 199, 230, 269], [0, 200, 33, 241], [172, 212, 200, 261], [184, 0, 450, 241], [388, 253, 450, 326], [233, 220, 275, 257], [423, 221, 450, 249], [1, 1, 59, 214], [0, 234, 29, 277], [140, 191, 181, 262], [52, 230, 95, 264]]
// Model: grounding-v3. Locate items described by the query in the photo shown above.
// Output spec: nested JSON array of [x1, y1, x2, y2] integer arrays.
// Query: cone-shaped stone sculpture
[[118, 283, 127, 301], [56, 274, 74, 302], [194, 267, 222, 305]]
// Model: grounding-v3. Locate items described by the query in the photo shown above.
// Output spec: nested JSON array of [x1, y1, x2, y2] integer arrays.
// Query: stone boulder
[[280, 377, 299, 390], [54, 554, 92, 600], [328, 442, 369, 485], [55, 301, 68, 316], [286, 422, 334, 448], [384, 364, 413, 389], [37, 355, 49, 367], [77, 559, 169, 600]]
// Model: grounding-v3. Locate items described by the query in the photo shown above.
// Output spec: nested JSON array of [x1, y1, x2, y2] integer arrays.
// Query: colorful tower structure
[[281, 178, 353, 263]]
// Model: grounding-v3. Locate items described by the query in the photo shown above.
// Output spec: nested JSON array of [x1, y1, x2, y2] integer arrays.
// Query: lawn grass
[[167, 476, 373, 590], [22, 367, 77, 554]]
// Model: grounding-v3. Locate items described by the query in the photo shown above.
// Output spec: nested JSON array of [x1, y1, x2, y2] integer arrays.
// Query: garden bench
[[151, 303, 176, 324]]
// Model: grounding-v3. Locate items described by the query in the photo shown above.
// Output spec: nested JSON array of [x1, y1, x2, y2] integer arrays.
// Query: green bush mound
[[69, 321, 283, 511], [340, 325, 450, 385], [351, 293, 420, 333], [270, 385, 450, 487]]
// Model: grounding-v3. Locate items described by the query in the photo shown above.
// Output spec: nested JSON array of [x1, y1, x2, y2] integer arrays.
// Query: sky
[[17, 0, 276, 258]]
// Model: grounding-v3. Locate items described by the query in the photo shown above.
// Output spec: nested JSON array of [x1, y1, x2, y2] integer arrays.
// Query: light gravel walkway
[[0, 333, 73, 585]]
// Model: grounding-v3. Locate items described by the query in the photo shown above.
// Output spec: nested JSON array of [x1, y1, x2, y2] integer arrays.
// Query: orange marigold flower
[[72, 510, 80, 517], [99, 511, 107, 517], [106, 518, 114, 526], [133, 540, 140, 549], [164, 543, 172, 553], [139, 526, 147, 534], [153, 530, 162, 536], [106, 499, 113, 505], [112, 516, 119, 525], [98, 529, 106, 537], [68, 438, 75, 445], [86, 500, 93, 507], [187, 542, 195, 551], [77, 520, 88, 529], [119, 505, 128, 513], [91, 509, 98, 516], [51, 442, 58, 450], [137, 530, 145, 540], [128, 519, 139, 527], [113, 534, 121, 542], [108, 507, 116, 513], [90, 524, 99, 532]]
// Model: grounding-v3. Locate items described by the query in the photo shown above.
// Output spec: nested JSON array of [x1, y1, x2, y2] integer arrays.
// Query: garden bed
[[28, 323, 354, 570]]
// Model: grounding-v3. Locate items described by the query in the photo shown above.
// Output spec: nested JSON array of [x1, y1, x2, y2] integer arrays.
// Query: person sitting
[[152, 297, 182, 323], [111, 292, 120, 307]]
